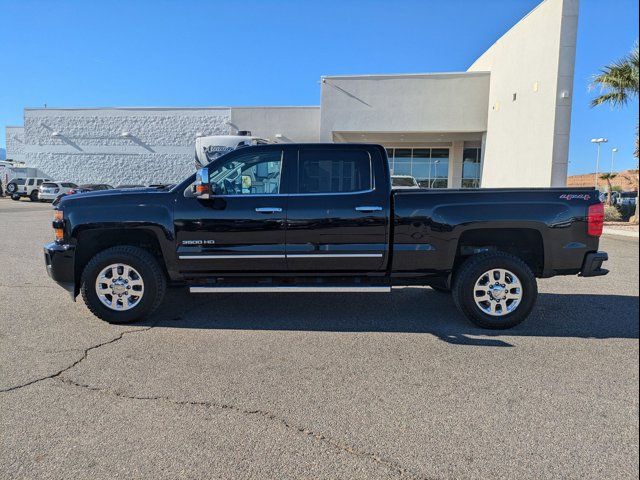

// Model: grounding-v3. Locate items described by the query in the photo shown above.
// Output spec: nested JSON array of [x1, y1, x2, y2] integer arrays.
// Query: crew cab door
[[174, 146, 290, 273], [286, 145, 389, 272]]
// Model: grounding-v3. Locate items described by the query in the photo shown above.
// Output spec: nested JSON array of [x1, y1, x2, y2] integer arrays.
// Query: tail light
[[587, 203, 604, 237], [68, 189, 77, 194]]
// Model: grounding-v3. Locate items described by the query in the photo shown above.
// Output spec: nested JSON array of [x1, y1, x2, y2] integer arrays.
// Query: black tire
[[6, 182, 17, 194], [452, 252, 537, 329], [81, 246, 166, 324], [11, 194, 20, 201], [29, 190, 39, 202]]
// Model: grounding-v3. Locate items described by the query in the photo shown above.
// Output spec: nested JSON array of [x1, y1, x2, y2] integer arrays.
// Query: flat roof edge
[[24, 105, 320, 112], [322, 71, 490, 80]]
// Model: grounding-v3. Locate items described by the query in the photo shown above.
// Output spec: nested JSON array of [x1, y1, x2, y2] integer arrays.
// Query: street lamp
[[590, 138, 608, 189], [610, 147, 618, 174]]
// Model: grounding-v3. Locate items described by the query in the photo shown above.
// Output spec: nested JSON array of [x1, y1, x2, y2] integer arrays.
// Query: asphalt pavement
[[1, 198, 638, 479]]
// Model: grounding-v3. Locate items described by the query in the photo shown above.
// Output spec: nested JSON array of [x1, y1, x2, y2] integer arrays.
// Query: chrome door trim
[[287, 253, 383, 258], [179, 254, 286, 260], [179, 253, 383, 260]]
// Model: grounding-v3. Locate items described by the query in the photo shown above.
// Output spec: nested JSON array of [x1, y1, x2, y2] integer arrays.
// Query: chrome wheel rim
[[473, 268, 522, 317], [95, 263, 144, 311]]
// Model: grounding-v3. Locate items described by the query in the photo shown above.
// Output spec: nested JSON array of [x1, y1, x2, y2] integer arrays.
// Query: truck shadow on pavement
[[142, 287, 639, 347]]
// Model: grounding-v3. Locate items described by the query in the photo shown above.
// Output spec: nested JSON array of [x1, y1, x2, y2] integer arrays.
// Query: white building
[[5, 0, 578, 188]]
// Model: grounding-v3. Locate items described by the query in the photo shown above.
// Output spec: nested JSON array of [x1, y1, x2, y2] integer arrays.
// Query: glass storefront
[[386, 148, 449, 188], [462, 148, 482, 188]]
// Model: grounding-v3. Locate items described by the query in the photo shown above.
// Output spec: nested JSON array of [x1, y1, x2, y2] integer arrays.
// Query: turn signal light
[[587, 203, 604, 237], [196, 184, 210, 195], [53, 210, 64, 242]]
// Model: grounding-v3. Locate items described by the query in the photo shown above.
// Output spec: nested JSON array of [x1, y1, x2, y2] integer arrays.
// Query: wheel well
[[74, 229, 167, 286], [455, 228, 544, 276]]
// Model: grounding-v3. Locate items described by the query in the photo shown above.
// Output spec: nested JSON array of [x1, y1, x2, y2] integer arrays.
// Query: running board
[[189, 285, 391, 293]]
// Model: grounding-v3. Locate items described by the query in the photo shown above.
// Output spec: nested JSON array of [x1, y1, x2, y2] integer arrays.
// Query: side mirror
[[195, 167, 211, 199]]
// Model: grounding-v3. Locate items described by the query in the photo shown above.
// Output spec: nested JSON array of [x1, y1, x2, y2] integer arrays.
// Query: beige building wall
[[230, 107, 320, 143], [319, 72, 490, 141], [468, 0, 579, 187]]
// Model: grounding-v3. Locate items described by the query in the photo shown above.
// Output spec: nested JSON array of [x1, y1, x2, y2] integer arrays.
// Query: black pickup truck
[[44, 143, 608, 329]]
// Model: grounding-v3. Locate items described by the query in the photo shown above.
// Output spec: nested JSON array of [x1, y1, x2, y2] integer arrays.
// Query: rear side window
[[298, 149, 371, 194], [36, 179, 44, 185], [15, 178, 26, 185]]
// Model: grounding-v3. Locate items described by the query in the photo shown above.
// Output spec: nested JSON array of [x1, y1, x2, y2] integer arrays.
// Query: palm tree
[[599, 173, 618, 205], [591, 42, 639, 108], [591, 42, 639, 222]]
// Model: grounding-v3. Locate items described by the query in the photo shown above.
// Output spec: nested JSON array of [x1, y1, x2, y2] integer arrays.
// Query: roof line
[[24, 105, 320, 112], [322, 71, 490, 80]]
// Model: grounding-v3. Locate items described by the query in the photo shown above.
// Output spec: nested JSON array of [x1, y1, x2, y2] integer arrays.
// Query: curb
[[603, 228, 639, 239]]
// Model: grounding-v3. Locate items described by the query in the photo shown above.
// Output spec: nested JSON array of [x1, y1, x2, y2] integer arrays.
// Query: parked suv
[[52, 184, 113, 206], [39, 182, 78, 202], [8, 177, 52, 201]]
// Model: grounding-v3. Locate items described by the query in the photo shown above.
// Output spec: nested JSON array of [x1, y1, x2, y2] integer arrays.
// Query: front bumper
[[579, 251, 609, 277], [44, 242, 76, 298]]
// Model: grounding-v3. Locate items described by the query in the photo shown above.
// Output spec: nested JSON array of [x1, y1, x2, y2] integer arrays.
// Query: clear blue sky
[[1, 0, 638, 174]]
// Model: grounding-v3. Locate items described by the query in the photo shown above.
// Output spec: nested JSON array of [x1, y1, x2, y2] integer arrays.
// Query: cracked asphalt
[[1, 198, 638, 479]]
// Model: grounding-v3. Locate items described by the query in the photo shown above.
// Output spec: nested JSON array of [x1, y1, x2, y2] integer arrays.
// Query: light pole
[[610, 147, 618, 174], [590, 138, 608, 189]]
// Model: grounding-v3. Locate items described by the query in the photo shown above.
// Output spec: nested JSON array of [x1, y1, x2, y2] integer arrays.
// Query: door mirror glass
[[195, 167, 211, 199]]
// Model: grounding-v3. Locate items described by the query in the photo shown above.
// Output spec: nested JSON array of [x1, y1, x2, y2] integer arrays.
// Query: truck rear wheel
[[452, 252, 537, 329], [81, 246, 166, 324], [29, 190, 39, 202]]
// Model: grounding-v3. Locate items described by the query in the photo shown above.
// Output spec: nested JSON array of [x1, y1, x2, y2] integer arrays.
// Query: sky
[[1, 0, 638, 174]]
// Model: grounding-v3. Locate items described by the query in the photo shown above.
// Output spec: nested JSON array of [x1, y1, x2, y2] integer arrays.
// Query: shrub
[[604, 204, 622, 221], [616, 204, 635, 221]]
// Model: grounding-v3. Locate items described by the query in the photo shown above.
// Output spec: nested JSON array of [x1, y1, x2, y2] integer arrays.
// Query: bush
[[615, 204, 635, 221], [604, 204, 622, 221]]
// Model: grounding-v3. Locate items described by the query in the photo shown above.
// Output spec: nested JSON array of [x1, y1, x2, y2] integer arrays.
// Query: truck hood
[[58, 188, 172, 207]]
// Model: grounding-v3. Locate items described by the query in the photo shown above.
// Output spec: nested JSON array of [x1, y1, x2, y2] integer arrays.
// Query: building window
[[386, 148, 449, 188], [462, 148, 482, 188]]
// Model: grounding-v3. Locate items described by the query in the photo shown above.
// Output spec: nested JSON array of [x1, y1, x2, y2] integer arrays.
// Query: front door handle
[[355, 206, 383, 212], [255, 207, 283, 213]]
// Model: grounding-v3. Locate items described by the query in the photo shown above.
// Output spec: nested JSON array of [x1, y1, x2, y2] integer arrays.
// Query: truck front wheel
[[452, 252, 538, 329], [81, 246, 166, 324]]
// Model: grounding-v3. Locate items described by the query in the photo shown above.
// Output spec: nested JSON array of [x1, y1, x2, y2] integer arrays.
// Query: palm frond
[[590, 42, 640, 109]]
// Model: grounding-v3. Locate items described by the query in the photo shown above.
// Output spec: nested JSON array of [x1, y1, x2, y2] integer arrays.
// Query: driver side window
[[209, 150, 282, 196]]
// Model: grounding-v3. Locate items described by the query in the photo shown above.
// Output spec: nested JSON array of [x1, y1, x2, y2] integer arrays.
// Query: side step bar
[[189, 285, 391, 293]]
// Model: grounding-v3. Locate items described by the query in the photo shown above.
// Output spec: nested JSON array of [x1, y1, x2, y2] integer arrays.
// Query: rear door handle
[[255, 207, 283, 213], [355, 206, 383, 212]]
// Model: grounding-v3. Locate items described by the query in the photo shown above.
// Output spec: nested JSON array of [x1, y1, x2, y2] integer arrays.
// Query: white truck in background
[[0, 162, 52, 199], [194, 132, 270, 169]]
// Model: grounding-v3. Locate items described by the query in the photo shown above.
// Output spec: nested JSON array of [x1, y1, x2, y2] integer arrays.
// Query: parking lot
[[0, 198, 638, 479]]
